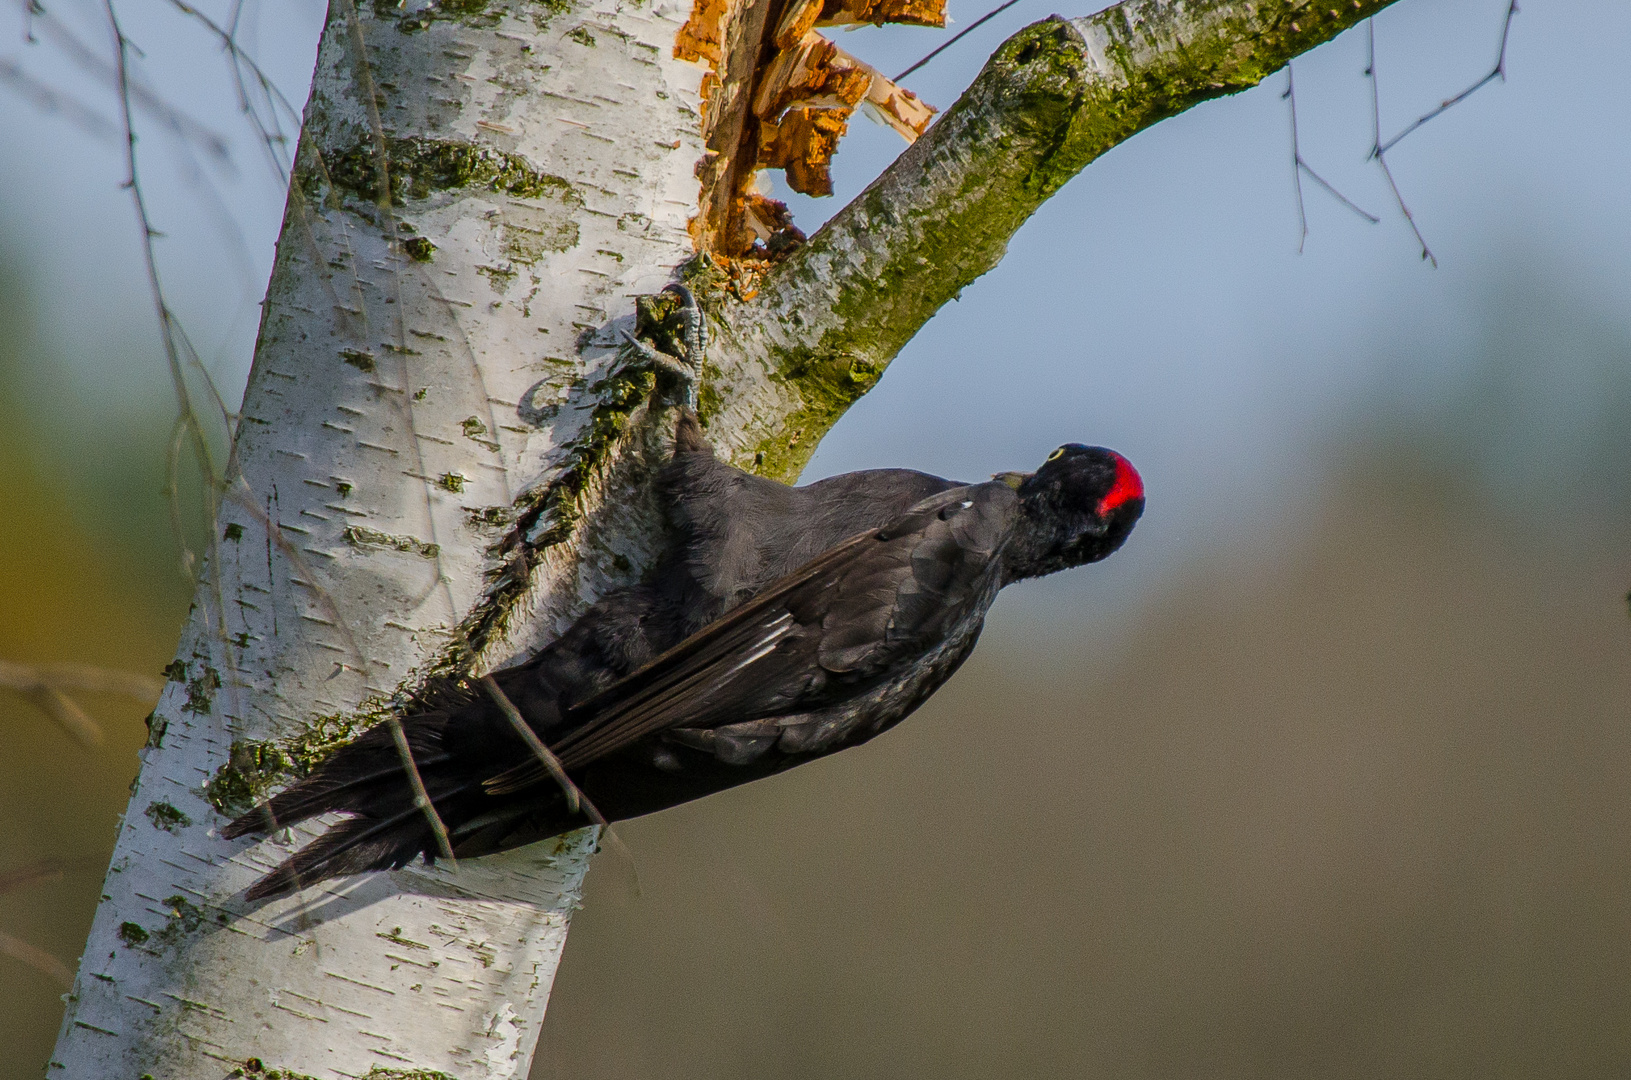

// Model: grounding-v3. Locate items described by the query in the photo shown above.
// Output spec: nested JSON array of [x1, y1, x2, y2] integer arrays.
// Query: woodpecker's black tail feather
[[242, 804, 437, 901], [225, 707, 479, 900], [220, 754, 454, 841], [222, 712, 456, 839]]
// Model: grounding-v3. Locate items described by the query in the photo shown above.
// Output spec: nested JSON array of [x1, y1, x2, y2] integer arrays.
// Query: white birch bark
[[49, 0, 1402, 1076]]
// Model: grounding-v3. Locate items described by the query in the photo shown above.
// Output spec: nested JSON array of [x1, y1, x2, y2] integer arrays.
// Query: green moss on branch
[[736, 0, 1401, 474]]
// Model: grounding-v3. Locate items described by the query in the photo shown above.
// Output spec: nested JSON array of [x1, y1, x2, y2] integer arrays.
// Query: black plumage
[[227, 411, 1143, 900]]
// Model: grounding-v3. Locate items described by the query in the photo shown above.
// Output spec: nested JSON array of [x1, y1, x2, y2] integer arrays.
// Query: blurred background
[[1, 0, 1629, 1075]]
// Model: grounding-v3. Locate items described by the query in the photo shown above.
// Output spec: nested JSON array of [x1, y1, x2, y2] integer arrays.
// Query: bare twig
[[30, 2, 231, 163], [1362, 1, 1517, 268], [385, 715, 457, 864], [0, 660, 163, 700], [26, 0, 259, 289], [0, 660, 164, 748], [165, 0, 304, 178], [27, 685, 105, 747], [480, 676, 597, 822], [0, 57, 118, 141], [0, 931, 74, 989], [1365, 19, 1435, 267], [99, 0, 256, 733], [220, 59, 355, 338], [1377, 0, 1518, 156], [481, 676, 639, 893], [895, 0, 1027, 82], [0, 860, 65, 896], [1283, 62, 1377, 252], [162, 414, 196, 578], [104, 0, 231, 523]]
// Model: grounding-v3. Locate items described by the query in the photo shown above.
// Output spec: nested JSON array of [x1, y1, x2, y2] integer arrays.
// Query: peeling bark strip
[[55, 1, 1400, 1077], [678, 0, 940, 254]]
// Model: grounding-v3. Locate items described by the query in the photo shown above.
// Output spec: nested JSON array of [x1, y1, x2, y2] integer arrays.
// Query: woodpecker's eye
[[1046, 447, 1066, 462]]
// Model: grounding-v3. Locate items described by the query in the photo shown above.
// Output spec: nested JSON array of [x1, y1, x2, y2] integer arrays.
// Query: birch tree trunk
[[51, 0, 1398, 1076]]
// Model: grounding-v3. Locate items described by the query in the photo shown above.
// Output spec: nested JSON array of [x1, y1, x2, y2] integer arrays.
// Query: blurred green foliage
[[0, 254, 191, 1070]]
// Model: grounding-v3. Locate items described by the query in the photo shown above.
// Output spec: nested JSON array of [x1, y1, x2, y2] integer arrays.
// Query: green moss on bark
[[143, 802, 191, 833], [380, 0, 570, 32], [749, 347, 882, 482], [320, 137, 582, 208], [204, 711, 378, 817], [343, 525, 441, 559], [229, 1058, 325, 1080], [180, 665, 221, 716]]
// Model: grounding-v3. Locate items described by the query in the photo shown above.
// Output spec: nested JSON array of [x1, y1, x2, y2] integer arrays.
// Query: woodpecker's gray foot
[[620, 283, 705, 409], [667, 283, 707, 370]]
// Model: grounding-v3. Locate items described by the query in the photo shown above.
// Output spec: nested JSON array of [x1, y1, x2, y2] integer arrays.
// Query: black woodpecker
[[228, 286, 1145, 900]]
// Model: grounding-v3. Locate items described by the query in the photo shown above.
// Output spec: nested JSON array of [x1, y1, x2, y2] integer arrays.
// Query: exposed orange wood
[[753, 32, 872, 123], [674, 0, 732, 64], [674, 0, 942, 253], [758, 105, 850, 196], [816, 0, 945, 29]]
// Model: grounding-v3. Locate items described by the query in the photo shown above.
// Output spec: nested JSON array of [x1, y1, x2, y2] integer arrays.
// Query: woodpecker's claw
[[620, 282, 706, 410], [665, 283, 707, 368]]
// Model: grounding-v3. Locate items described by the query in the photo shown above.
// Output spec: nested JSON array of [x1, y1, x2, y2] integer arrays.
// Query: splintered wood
[[753, 32, 872, 118], [757, 105, 850, 196], [675, 0, 941, 255], [776, 0, 946, 46], [741, 192, 800, 246], [673, 0, 731, 64], [751, 35, 934, 198]]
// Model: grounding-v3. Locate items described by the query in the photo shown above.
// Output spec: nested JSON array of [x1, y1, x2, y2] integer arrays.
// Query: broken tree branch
[[706, 0, 1406, 481]]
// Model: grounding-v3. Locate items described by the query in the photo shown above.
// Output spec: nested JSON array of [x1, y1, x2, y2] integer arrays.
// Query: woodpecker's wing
[[483, 482, 1017, 794]]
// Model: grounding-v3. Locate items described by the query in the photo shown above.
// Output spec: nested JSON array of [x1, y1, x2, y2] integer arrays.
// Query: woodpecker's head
[[1003, 444, 1144, 581]]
